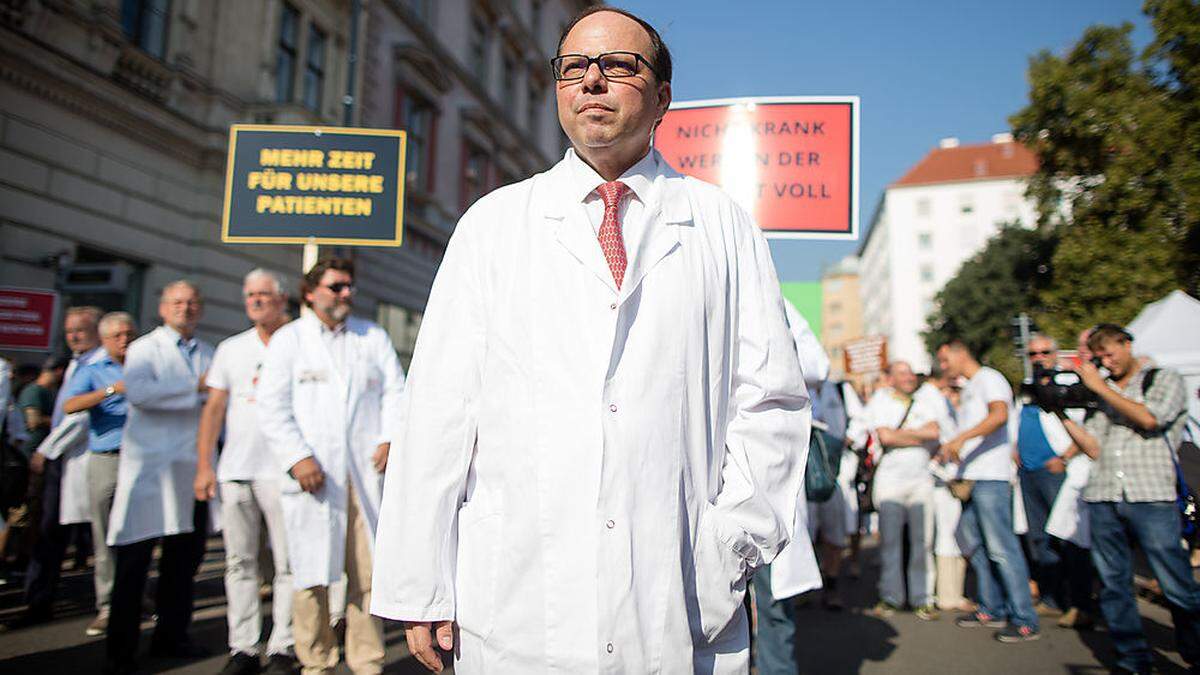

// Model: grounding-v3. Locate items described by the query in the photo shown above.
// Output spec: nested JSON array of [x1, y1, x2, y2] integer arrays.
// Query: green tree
[[923, 224, 1057, 382], [1009, 0, 1200, 338]]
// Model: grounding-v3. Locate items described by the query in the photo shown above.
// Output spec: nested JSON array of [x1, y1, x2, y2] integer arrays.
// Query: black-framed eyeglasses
[[1027, 350, 1054, 356], [550, 51, 661, 82], [321, 282, 355, 294]]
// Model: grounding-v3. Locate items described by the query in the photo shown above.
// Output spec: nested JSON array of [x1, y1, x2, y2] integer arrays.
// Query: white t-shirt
[[865, 389, 941, 485], [207, 328, 280, 482], [957, 366, 1015, 481]]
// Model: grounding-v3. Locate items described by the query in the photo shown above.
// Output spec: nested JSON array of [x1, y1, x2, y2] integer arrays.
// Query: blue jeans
[[1020, 467, 1094, 611], [958, 480, 1039, 629], [1088, 501, 1200, 671], [751, 567, 797, 675]]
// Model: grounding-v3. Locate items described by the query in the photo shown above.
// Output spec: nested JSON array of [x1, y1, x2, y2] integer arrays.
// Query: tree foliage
[[925, 0, 1200, 368]]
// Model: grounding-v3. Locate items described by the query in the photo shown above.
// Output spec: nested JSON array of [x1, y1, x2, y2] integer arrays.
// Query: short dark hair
[[302, 257, 355, 307], [938, 338, 973, 357], [556, 7, 672, 83], [1087, 323, 1133, 351]]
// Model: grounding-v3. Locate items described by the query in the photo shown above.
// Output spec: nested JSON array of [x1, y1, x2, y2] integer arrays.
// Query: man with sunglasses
[[258, 257, 406, 674], [1015, 334, 1093, 628], [372, 7, 809, 674]]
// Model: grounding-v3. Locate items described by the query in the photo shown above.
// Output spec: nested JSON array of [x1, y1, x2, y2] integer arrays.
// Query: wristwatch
[[103, 385, 116, 398]]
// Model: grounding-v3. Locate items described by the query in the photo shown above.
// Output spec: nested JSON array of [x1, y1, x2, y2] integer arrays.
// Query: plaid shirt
[[1083, 366, 1189, 503]]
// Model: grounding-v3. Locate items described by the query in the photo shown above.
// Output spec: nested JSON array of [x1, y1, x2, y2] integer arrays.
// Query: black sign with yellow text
[[221, 125, 406, 246]]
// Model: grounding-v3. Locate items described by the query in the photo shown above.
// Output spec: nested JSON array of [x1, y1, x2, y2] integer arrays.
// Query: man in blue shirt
[[63, 311, 136, 640], [1018, 334, 1092, 626]]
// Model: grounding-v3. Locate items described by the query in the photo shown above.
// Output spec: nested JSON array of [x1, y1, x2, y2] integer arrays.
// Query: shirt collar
[[566, 147, 658, 206], [161, 325, 196, 351], [307, 313, 347, 336]]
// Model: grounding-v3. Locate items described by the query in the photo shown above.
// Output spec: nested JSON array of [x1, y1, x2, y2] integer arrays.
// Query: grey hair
[[98, 311, 136, 337], [160, 279, 202, 301], [64, 305, 103, 327], [1029, 333, 1058, 350], [243, 268, 286, 296]]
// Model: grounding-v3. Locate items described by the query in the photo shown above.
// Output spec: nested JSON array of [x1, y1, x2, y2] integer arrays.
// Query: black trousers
[[106, 500, 208, 667], [24, 457, 66, 614]]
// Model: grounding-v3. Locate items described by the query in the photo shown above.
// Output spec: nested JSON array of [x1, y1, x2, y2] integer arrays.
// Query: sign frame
[[657, 95, 860, 241], [221, 124, 407, 247], [0, 286, 60, 352]]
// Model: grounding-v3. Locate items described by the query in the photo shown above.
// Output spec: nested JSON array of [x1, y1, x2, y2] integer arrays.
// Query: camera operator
[[1017, 334, 1093, 628], [1057, 323, 1200, 674]]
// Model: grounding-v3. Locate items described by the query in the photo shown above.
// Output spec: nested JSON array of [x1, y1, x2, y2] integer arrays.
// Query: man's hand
[[1045, 456, 1067, 474], [938, 436, 964, 463], [29, 452, 46, 475], [194, 465, 217, 501], [1073, 358, 1107, 393], [373, 442, 390, 474], [197, 372, 207, 393], [113, 380, 126, 395], [405, 620, 455, 672], [289, 457, 325, 493], [874, 427, 893, 447]]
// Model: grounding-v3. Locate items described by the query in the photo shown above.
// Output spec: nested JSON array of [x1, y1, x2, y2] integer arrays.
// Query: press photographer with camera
[[1057, 323, 1200, 674]]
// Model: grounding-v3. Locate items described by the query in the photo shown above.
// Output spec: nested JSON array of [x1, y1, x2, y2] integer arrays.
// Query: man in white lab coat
[[371, 7, 810, 674], [104, 281, 215, 672], [258, 257, 406, 675], [195, 269, 298, 675]]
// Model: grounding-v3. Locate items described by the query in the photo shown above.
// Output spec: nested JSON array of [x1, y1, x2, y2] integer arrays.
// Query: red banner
[[654, 97, 859, 239], [0, 287, 59, 351]]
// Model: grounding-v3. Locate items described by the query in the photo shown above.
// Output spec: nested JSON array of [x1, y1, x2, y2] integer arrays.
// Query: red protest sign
[[654, 97, 859, 240], [0, 287, 59, 351]]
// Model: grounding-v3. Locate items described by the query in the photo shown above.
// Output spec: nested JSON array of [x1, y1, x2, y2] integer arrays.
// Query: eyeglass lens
[[554, 52, 641, 80]]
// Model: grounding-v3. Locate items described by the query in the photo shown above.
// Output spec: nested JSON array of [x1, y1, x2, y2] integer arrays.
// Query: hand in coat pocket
[[289, 456, 325, 493]]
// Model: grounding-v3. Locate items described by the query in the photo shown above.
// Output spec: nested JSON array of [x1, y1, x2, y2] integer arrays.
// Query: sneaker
[[1034, 601, 1063, 617], [1057, 607, 1094, 629], [264, 653, 298, 675], [995, 624, 1041, 643], [85, 609, 109, 637], [219, 652, 261, 675], [914, 604, 941, 621], [870, 600, 901, 617], [956, 612, 1006, 628]]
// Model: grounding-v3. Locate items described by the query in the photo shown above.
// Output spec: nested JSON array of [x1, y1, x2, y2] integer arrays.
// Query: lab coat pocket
[[455, 500, 500, 641], [692, 508, 748, 642]]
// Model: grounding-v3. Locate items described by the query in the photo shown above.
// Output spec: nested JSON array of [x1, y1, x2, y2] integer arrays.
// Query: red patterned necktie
[[596, 180, 631, 289]]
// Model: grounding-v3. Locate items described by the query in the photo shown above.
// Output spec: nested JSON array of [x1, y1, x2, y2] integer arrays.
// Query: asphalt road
[[0, 536, 1191, 674]]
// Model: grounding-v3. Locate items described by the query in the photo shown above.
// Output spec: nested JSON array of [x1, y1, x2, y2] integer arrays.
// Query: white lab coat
[[257, 314, 405, 590], [39, 347, 103, 525], [107, 327, 213, 546], [371, 150, 810, 674]]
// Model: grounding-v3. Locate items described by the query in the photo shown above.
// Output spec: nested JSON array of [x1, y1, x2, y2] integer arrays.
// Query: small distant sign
[[844, 335, 887, 375], [654, 96, 859, 240], [221, 125, 407, 246], [0, 287, 59, 351]]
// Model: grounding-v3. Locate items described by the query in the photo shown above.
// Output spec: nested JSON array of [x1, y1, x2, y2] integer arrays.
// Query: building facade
[[820, 255, 863, 382], [0, 0, 591, 368], [857, 134, 1038, 372]]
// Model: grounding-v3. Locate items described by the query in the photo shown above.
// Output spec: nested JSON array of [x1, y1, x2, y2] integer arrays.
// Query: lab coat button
[[606, 519, 615, 529], [1116, 471, 1125, 479], [609, 302, 617, 310], [606, 643, 614, 654], [609, 404, 617, 413]]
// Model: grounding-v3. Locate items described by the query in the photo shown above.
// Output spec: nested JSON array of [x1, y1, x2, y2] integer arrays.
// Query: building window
[[122, 0, 170, 59], [376, 302, 423, 370], [916, 198, 930, 217], [468, 10, 490, 84], [918, 232, 932, 250], [527, 79, 541, 133], [500, 47, 519, 108], [461, 143, 490, 210], [959, 194, 975, 214], [920, 265, 934, 283], [275, 3, 299, 103], [303, 25, 327, 111], [405, 0, 434, 23], [531, 0, 544, 42], [397, 88, 436, 192]]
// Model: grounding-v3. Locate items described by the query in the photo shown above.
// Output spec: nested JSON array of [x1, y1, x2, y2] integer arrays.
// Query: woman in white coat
[[257, 258, 406, 674]]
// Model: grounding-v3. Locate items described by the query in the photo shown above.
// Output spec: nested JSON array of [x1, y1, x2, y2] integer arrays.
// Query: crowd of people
[[751, 314, 1200, 674], [0, 259, 404, 675]]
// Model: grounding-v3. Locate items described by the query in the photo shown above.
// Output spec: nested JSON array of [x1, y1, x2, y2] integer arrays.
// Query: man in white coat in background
[[258, 257, 406, 675], [371, 6, 810, 674], [104, 281, 215, 673], [195, 269, 298, 675]]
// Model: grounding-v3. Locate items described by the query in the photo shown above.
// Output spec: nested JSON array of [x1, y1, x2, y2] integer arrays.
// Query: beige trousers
[[292, 479, 384, 674]]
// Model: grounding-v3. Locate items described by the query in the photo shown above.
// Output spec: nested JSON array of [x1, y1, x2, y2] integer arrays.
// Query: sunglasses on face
[[321, 282, 355, 294], [1027, 350, 1054, 356]]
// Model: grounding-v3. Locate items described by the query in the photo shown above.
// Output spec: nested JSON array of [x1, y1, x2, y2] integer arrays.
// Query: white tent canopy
[[1129, 289, 1200, 429]]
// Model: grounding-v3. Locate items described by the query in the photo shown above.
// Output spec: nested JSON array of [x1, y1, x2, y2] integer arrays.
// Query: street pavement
[[0, 536, 1192, 673]]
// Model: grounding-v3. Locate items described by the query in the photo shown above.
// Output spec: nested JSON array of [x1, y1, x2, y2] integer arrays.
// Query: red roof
[[891, 141, 1038, 187]]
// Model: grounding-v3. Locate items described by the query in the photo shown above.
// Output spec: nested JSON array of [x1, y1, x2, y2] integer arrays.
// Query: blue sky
[[615, 0, 1152, 282]]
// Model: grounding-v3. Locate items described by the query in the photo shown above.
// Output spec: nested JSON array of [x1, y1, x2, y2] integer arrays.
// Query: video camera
[[1022, 361, 1102, 411]]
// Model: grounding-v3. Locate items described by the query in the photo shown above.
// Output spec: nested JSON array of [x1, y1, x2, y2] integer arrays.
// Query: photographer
[[1058, 323, 1200, 674]]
